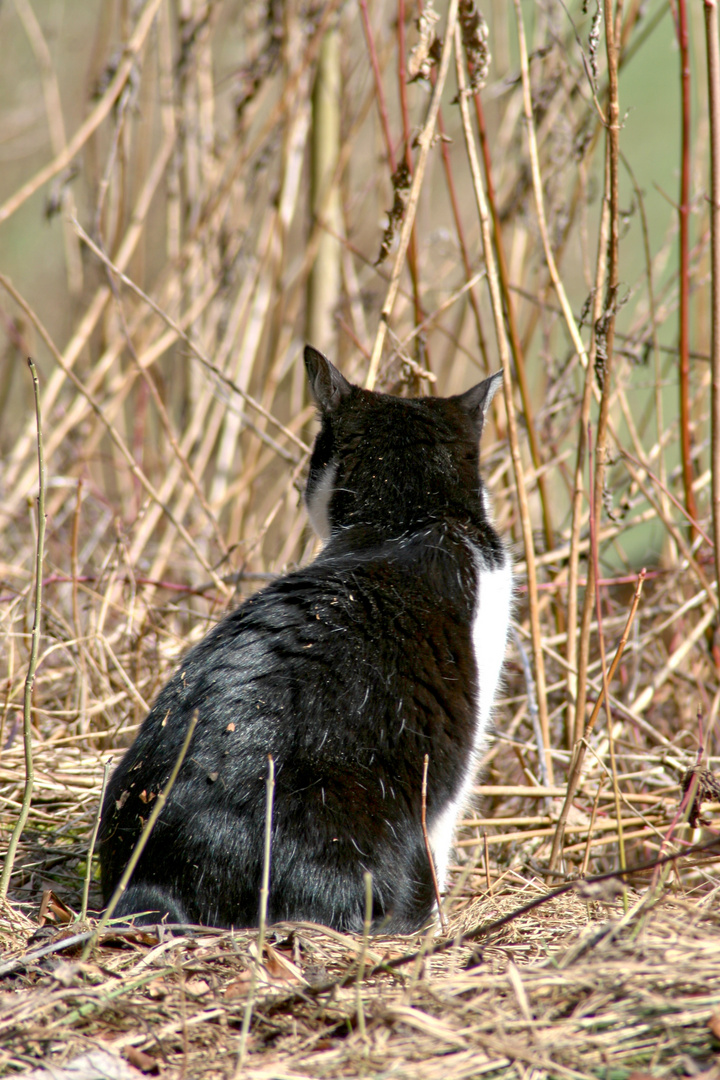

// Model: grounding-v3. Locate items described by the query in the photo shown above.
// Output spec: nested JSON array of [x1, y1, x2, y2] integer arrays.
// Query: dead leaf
[[459, 0, 491, 91], [263, 942, 306, 984], [376, 162, 411, 265], [224, 972, 252, 999], [38, 890, 75, 926], [184, 977, 210, 996], [145, 979, 168, 1000], [124, 1047, 160, 1075], [49, 960, 82, 987], [709, 1010, 720, 1039], [15, 1049, 146, 1079], [408, 4, 440, 82]]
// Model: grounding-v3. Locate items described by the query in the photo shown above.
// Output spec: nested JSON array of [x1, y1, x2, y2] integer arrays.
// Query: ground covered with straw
[[2, 1, 720, 1077]]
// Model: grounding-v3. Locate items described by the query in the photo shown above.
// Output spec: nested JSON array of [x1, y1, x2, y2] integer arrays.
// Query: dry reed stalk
[[84, 710, 199, 956], [549, 570, 645, 872], [0, 0, 163, 227], [472, 90, 556, 560], [236, 753, 275, 1074], [0, 274, 228, 592], [364, 0, 459, 390], [0, 360, 45, 903], [573, 0, 622, 754], [12, 0, 82, 296], [675, 0, 699, 539], [707, 0, 720, 601], [421, 754, 448, 934], [455, 20, 552, 785]]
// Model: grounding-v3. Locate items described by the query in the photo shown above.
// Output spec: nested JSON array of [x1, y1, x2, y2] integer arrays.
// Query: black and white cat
[[99, 346, 512, 933]]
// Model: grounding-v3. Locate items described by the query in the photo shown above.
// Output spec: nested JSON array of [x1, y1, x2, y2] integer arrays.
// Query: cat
[[98, 345, 512, 933]]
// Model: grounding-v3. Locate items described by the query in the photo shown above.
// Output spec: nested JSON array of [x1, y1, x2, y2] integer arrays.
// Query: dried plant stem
[[675, 0, 699, 539], [71, 221, 309, 457], [0, 0, 162, 227], [421, 754, 448, 934], [355, 871, 373, 1045], [436, 107, 489, 368], [588, 427, 626, 873], [307, 18, 342, 356], [706, 0, 720, 601], [0, 273, 227, 592], [473, 92, 555, 559], [512, 0, 591, 374], [549, 570, 645, 873], [80, 760, 112, 924], [396, 0, 426, 344], [566, 202, 610, 743], [83, 711, 199, 956], [512, 0, 602, 751], [358, 0, 424, 342], [5, 124, 178, 507], [236, 754, 275, 1074], [0, 360, 45, 904], [12, 0, 82, 295], [455, 25, 552, 784], [365, 0, 459, 390], [573, 0, 622, 747], [620, 153, 672, 550]]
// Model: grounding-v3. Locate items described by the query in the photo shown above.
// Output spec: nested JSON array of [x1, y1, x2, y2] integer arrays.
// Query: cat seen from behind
[[99, 346, 513, 932]]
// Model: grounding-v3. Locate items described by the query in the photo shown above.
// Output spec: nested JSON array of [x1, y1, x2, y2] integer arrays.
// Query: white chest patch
[[305, 462, 338, 540], [428, 550, 513, 890]]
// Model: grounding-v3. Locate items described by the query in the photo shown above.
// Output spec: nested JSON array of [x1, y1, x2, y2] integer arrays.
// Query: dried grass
[[1, 1, 719, 1077]]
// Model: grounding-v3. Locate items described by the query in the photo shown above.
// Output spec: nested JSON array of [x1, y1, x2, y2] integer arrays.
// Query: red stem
[[359, 0, 425, 365], [473, 89, 556, 559], [358, 0, 396, 171], [436, 106, 490, 369], [397, 0, 426, 355]]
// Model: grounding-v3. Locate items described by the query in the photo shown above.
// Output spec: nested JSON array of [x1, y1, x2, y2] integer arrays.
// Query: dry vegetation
[[1, 0, 720, 1077]]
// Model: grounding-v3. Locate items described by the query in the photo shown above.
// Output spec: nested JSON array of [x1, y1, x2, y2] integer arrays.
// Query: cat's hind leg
[[110, 882, 191, 927]]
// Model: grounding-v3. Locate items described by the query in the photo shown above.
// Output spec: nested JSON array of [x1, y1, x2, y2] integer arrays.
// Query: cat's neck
[[317, 513, 497, 560]]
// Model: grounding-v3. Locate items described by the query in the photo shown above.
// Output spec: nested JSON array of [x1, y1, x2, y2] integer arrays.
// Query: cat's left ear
[[304, 345, 353, 413], [454, 370, 503, 438]]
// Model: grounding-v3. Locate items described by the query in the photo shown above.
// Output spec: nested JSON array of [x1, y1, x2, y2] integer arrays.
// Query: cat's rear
[[99, 347, 512, 932]]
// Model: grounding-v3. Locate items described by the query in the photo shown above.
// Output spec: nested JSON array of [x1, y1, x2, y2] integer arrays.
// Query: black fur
[[99, 346, 508, 932]]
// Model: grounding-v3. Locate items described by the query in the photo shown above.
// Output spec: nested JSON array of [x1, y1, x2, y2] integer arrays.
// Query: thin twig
[[355, 871, 373, 1045], [365, 0, 459, 390], [236, 754, 275, 1074], [705, 0, 720, 610], [587, 424, 626, 874], [0, 273, 228, 592], [675, 0, 699, 539], [573, 0, 622, 747], [0, 0, 163, 226], [0, 359, 45, 903], [82, 711, 199, 957], [473, 90, 555, 558], [79, 759, 112, 924], [421, 754, 448, 934], [549, 570, 645, 872], [455, 22, 553, 784]]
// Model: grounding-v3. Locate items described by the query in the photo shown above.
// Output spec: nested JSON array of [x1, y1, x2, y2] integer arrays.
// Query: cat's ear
[[304, 345, 353, 413], [455, 370, 503, 437]]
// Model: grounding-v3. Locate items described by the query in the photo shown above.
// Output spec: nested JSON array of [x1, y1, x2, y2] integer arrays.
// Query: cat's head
[[303, 345, 503, 540]]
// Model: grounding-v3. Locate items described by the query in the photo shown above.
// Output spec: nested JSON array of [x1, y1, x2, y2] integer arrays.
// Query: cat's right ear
[[304, 345, 353, 413], [454, 370, 503, 438]]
